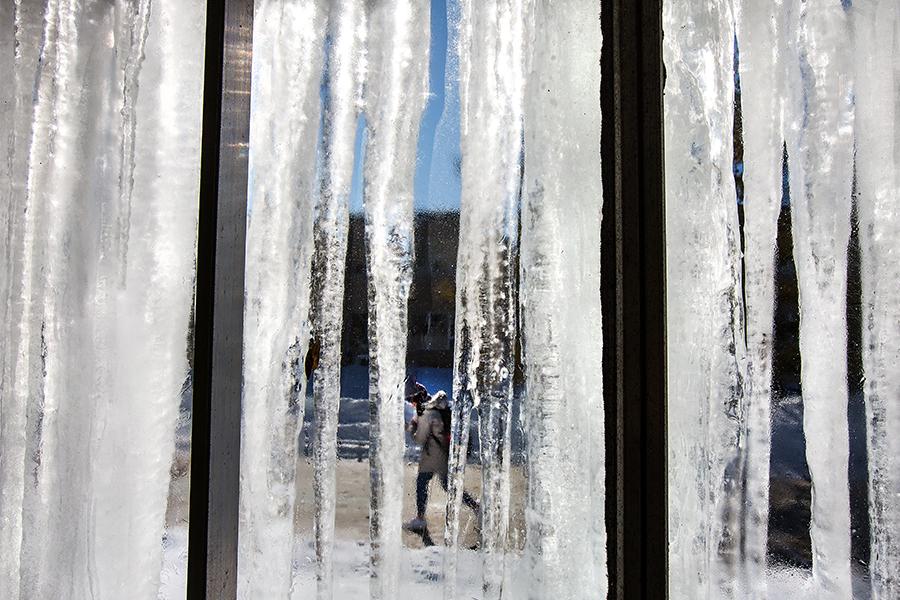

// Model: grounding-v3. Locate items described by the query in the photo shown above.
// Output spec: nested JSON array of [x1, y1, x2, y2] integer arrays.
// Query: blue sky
[[349, 0, 461, 214]]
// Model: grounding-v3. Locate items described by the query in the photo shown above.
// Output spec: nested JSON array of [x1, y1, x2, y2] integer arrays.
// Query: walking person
[[402, 378, 480, 546]]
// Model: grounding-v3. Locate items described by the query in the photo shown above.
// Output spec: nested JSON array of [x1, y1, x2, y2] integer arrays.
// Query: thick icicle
[[519, 1, 605, 598], [735, 1, 788, 596], [310, 2, 365, 598], [784, 1, 854, 597], [444, 2, 525, 597], [0, 2, 11, 342], [852, 2, 900, 598], [239, 1, 326, 598], [664, 0, 747, 597], [18, 3, 123, 596], [1, 3, 58, 597], [0, 4, 32, 598], [361, 1, 429, 597], [5, 1, 204, 598]]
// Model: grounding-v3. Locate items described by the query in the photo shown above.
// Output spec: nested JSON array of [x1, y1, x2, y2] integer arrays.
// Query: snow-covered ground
[[158, 524, 871, 600]]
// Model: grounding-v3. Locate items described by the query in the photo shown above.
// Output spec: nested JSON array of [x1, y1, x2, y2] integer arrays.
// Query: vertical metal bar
[[187, 1, 253, 598], [602, 0, 667, 598]]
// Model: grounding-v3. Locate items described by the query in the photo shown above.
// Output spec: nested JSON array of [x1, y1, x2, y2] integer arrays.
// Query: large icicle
[[92, 2, 205, 597], [444, 2, 525, 598], [4, 1, 204, 598], [735, 1, 788, 596], [239, 1, 326, 598], [664, 0, 747, 597], [519, 1, 605, 598], [310, 2, 365, 598], [1, 3, 59, 597], [0, 2, 12, 343], [18, 3, 137, 596], [784, 1, 854, 597], [0, 4, 38, 598], [852, 2, 900, 598], [91, 2, 205, 598], [361, 1, 429, 597]]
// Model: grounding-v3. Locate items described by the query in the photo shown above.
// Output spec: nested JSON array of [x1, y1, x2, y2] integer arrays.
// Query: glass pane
[[664, 1, 899, 598], [238, 0, 605, 597], [0, 2, 206, 598]]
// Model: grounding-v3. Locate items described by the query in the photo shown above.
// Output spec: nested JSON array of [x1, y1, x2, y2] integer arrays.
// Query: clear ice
[[443, 2, 525, 598], [519, 1, 606, 598], [310, 2, 365, 599], [853, 1, 900, 598], [664, 0, 747, 597], [239, 1, 326, 597], [361, 1, 430, 598], [784, 1, 855, 597], [735, 1, 789, 596], [0, 1, 205, 598]]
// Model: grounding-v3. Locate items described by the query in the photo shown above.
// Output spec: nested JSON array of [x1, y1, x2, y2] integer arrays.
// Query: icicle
[[16, 2, 99, 596], [735, 1, 788, 596], [239, 1, 326, 598], [444, 2, 524, 597], [0, 0, 12, 338], [361, 1, 429, 597], [0, 1, 16, 589], [2, 1, 204, 598], [310, 2, 365, 599], [90, 2, 206, 597], [438, 1, 466, 596], [112, 0, 152, 286], [783, 1, 854, 597], [664, 0, 747, 597], [852, 2, 900, 598], [1, 3, 56, 598], [519, 1, 605, 598]]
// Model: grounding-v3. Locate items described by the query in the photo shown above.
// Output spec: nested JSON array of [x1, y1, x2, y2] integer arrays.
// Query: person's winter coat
[[412, 391, 450, 474]]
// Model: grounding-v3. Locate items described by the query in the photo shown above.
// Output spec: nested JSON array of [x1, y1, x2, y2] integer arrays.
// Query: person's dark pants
[[415, 471, 480, 519]]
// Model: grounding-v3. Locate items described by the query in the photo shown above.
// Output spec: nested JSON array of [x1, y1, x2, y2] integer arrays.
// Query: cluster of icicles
[[242, 1, 603, 600], [665, 1, 900, 599], [0, 1, 205, 599]]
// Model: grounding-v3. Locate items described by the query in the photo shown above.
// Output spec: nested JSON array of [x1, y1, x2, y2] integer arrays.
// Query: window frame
[[187, 1, 668, 598]]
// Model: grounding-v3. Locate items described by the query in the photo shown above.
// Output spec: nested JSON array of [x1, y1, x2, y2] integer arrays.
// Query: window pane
[[0, 2, 206, 598], [664, 1, 899, 597], [238, 0, 605, 598]]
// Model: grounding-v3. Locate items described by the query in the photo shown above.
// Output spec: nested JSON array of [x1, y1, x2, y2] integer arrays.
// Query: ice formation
[[784, 2, 855, 597], [852, 1, 900, 598], [669, 0, 900, 597], [361, 2, 430, 598], [664, 0, 747, 597], [443, 2, 525, 598], [0, 1, 205, 598], [519, 1, 606, 598], [239, 1, 326, 598], [735, 1, 789, 596], [309, 2, 365, 599]]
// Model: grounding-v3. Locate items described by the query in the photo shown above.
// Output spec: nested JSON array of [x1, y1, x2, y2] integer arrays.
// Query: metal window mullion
[[187, 1, 254, 599], [602, 0, 667, 598]]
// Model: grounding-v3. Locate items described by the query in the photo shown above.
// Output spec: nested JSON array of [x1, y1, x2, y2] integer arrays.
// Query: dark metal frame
[[188, 0, 253, 598], [601, 0, 668, 598], [187, 0, 666, 598]]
